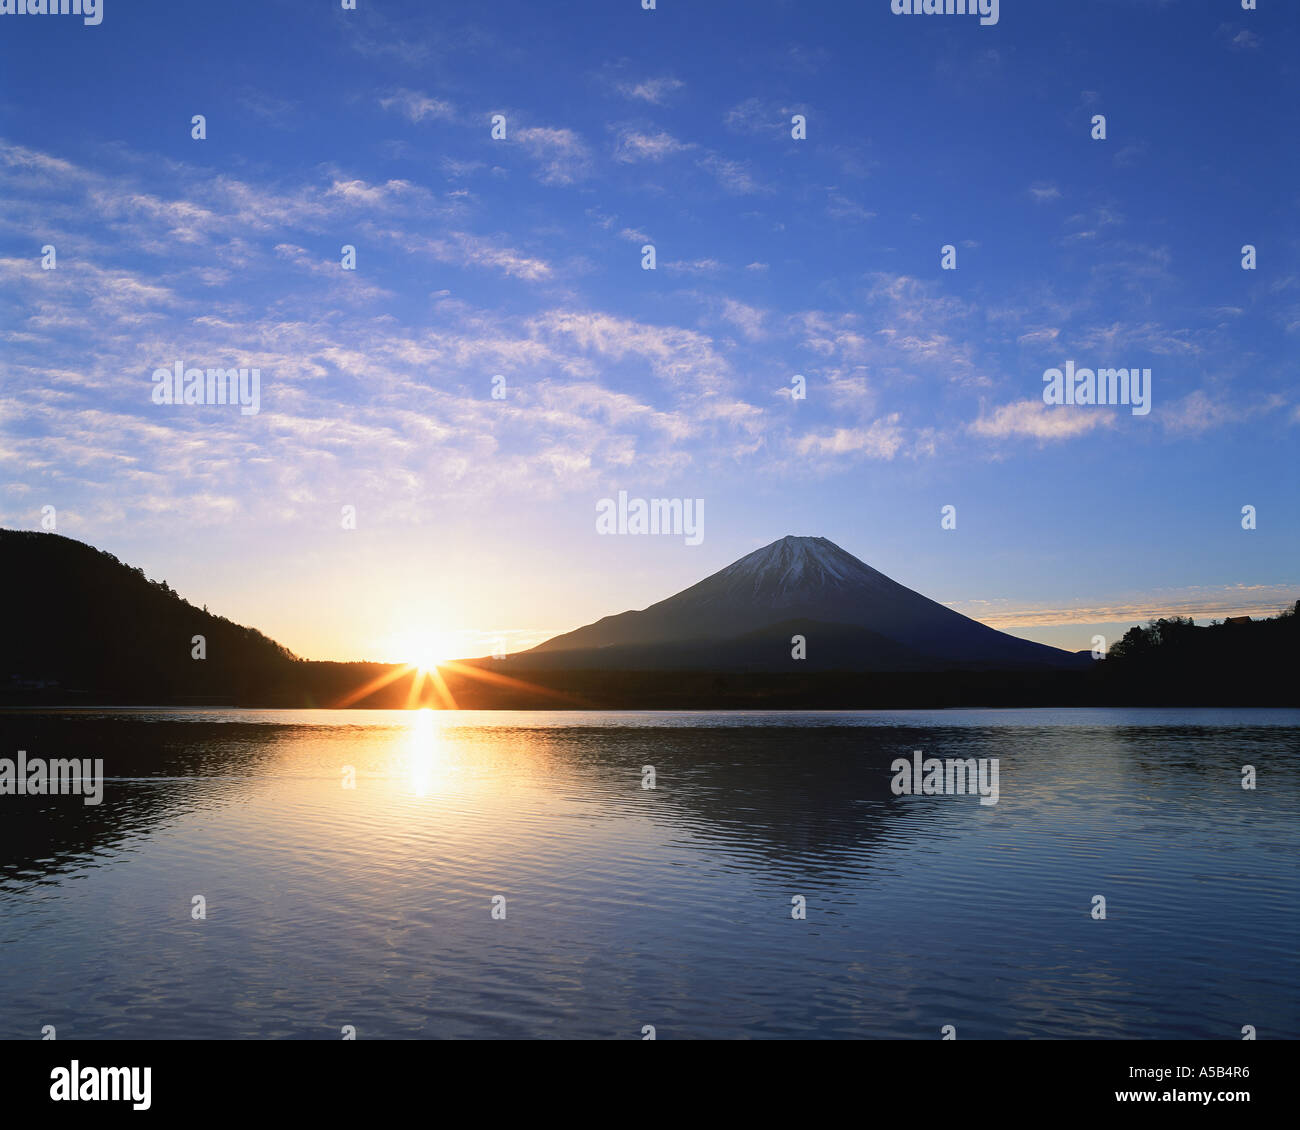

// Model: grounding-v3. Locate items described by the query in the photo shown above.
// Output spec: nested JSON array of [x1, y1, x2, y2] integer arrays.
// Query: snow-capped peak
[[528, 532, 1079, 669], [707, 536, 879, 602]]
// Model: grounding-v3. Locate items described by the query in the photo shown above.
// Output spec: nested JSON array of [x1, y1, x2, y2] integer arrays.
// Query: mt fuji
[[519, 535, 1088, 671]]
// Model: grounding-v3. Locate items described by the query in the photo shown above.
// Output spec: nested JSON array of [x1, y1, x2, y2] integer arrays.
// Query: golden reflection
[[407, 707, 441, 797]]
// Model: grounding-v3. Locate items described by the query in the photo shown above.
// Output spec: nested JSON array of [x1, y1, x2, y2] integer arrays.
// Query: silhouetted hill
[[1095, 609, 1300, 704], [1, 529, 298, 702]]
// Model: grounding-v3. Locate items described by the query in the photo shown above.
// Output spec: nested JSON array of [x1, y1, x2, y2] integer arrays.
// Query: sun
[[336, 626, 568, 711], [404, 641, 439, 672], [411, 640, 458, 672], [385, 629, 462, 673]]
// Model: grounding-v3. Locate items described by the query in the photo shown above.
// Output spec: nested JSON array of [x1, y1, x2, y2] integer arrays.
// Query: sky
[[1, 0, 1297, 663]]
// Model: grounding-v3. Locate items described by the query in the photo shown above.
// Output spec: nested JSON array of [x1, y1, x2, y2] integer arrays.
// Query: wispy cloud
[[962, 584, 1300, 629], [793, 416, 907, 461], [723, 97, 807, 139], [970, 399, 1111, 441], [516, 126, 592, 185], [616, 76, 684, 104], [393, 230, 554, 280], [697, 153, 767, 195], [613, 129, 692, 163], [1218, 24, 1261, 50], [378, 89, 456, 123]]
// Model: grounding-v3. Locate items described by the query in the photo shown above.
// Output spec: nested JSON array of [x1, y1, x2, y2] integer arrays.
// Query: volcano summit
[[520, 535, 1088, 672]]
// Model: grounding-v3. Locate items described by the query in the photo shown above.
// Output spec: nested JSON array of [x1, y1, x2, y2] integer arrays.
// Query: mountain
[[520, 535, 1088, 671], [4, 529, 1294, 706], [0, 529, 299, 701]]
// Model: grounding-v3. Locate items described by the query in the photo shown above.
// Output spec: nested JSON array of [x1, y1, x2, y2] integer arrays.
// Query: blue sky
[[2, 0, 1297, 662]]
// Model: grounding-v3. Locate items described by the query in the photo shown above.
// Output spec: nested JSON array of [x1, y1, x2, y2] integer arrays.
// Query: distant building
[[1224, 616, 1252, 625]]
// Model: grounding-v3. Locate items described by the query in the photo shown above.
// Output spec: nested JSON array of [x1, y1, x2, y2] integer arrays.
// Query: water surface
[[1, 708, 1296, 1039]]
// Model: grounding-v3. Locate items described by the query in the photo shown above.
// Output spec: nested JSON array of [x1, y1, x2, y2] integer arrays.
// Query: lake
[[1, 708, 1296, 1039]]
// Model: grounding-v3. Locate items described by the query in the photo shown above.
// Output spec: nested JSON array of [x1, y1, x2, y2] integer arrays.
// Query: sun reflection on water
[[407, 708, 442, 797]]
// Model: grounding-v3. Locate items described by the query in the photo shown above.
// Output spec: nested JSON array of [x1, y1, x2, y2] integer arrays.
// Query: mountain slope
[[1, 529, 298, 699], [523, 535, 1086, 670]]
